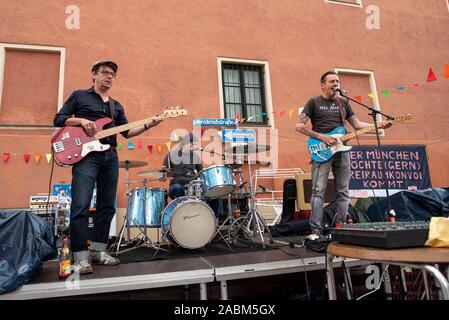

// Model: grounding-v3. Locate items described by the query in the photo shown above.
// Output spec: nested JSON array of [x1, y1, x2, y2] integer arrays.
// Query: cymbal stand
[[116, 163, 132, 253], [211, 193, 234, 251], [231, 153, 273, 248]]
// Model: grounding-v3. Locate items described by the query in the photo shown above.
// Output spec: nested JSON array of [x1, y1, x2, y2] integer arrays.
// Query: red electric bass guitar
[[51, 106, 187, 166]]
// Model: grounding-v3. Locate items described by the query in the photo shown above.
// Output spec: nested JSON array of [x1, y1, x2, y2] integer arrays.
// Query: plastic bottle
[[59, 237, 71, 279]]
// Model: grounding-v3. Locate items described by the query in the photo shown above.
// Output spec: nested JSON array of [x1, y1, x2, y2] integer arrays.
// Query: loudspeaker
[[295, 173, 336, 211], [281, 179, 297, 223]]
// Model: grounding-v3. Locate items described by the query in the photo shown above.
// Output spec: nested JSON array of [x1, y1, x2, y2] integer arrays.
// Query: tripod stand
[[227, 144, 274, 248]]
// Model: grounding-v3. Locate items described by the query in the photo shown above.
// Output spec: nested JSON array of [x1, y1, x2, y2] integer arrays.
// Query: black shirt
[[163, 150, 203, 186], [53, 87, 129, 148], [302, 95, 355, 133]]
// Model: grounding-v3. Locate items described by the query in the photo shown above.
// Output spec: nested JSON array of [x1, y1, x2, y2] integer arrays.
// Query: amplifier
[[29, 195, 59, 210]]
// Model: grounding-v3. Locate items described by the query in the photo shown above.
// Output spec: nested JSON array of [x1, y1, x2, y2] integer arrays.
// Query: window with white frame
[[334, 68, 385, 135], [325, 0, 363, 8], [218, 58, 273, 126], [0, 43, 65, 127]]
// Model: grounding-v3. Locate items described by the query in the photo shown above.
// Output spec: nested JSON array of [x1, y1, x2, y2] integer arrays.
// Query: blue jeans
[[310, 152, 350, 232], [168, 183, 221, 219], [70, 149, 118, 258]]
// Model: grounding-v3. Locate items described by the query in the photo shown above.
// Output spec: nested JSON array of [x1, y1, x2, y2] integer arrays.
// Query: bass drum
[[161, 196, 217, 249]]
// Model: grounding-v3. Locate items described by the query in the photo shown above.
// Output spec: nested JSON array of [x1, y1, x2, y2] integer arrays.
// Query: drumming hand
[[80, 119, 97, 137]]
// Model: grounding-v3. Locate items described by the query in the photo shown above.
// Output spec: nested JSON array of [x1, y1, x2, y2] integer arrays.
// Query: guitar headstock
[[163, 106, 188, 118], [393, 114, 412, 122]]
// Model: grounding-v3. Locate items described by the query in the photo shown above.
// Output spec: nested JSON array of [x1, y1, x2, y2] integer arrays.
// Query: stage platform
[[0, 237, 370, 300]]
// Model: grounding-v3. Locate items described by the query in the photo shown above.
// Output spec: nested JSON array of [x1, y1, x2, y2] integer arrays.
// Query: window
[[219, 60, 271, 125], [334, 68, 384, 136], [325, 0, 363, 8], [0, 43, 65, 127]]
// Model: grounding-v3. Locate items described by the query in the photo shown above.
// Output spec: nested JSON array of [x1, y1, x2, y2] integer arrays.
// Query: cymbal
[[118, 160, 148, 168], [225, 144, 271, 155], [137, 168, 170, 178]]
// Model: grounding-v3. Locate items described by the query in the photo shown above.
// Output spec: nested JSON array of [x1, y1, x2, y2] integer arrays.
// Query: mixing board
[[331, 221, 430, 249]]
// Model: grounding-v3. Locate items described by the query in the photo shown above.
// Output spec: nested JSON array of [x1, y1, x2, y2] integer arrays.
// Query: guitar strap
[[109, 97, 115, 125]]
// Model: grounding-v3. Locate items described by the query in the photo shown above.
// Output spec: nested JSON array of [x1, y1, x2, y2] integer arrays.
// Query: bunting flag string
[[165, 141, 172, 152], [3, 152, 10, 163], [426, 67, 437, 82]]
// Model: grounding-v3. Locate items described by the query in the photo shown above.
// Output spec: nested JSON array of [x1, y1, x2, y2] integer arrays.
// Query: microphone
[[333, 87, 347, 94]]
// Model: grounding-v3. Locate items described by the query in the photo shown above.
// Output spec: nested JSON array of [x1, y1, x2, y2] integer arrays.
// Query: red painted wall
[[1, 0, 448, 208]]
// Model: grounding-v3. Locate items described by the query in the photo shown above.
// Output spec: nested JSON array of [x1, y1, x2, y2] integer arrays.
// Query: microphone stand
[[337, 90, 396, 221]]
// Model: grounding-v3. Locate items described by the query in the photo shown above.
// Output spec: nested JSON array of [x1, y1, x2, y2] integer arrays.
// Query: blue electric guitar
[[307, 114, 412, 163]]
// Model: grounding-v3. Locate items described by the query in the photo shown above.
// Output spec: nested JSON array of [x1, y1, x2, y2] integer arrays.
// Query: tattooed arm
[[296, 113, 337, 146]]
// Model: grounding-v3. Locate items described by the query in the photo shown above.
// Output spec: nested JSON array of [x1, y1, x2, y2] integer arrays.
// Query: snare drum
[[198, 164, 236, 198], [186, 179, 203, 198], [161, 196, 216, 249], [126, 188, 166, 227]]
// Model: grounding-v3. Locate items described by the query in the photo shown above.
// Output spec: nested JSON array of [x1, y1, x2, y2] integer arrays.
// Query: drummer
[[162, 132, 220, 218]]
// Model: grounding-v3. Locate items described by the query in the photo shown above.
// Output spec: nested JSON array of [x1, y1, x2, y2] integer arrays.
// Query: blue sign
[[221, 129, 256, 143], [193, 118, 237, 127]]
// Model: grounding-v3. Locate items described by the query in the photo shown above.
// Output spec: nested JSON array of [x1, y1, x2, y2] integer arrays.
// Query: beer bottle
[[59, 237, 71, 279]]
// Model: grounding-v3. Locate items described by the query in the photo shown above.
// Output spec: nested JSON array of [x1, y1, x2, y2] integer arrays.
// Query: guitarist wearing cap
[[296, 71, 392, 240], [53, 60, 162, 274]]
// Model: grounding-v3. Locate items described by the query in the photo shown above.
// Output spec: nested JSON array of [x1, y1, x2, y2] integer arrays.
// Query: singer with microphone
[[296, 71, 392, 240]]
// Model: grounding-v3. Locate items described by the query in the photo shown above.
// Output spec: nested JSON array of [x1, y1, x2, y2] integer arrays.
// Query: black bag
[[322, 201, 359, 228], [0, 210, 57, 294]]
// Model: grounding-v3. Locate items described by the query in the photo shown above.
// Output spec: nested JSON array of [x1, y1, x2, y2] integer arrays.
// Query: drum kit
[[115, 143, 273, 255]]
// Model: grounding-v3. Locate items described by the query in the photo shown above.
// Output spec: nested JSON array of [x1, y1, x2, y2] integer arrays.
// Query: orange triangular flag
[[426, 67, 437, 82], [445, 64, 449, 78], [147, 145, 153, 155], [368, 93, 375, 99], [3, 152, 10, 163], [156, 144, 162, 153], [24, 154, 31, 163], [165, 141, 172, 152], [288, 108, 295, 118], [46, 154, 52, 163], [354, 96, 362, 103], [34, 154, 41, 164]]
